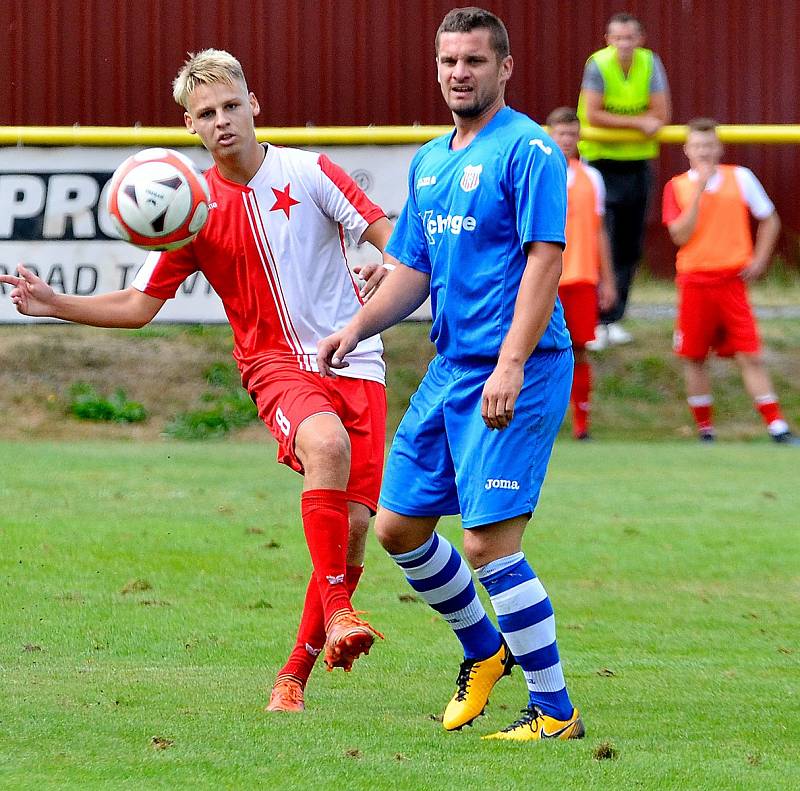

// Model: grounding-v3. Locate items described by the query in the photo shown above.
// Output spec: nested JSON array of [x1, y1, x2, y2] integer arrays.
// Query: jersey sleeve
[[581, 59, 604, 92], [315, 154, 386, 244], [650, 54, 670, 93], [662, 179, 681, 225], [131, 245, 199, 300], [508, 133, 567, 250], [734, 167, 775, 219], [385, 152, 432, 274]]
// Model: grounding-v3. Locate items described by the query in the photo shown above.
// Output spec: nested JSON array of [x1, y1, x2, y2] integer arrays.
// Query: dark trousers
[[590, 159, 653, 324]]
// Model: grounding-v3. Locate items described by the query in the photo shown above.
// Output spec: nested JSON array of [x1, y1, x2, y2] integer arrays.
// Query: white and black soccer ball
[[107, 147, 211, 251]]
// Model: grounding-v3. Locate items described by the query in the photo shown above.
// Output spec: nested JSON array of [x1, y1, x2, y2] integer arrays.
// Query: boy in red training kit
[[662, 118, 797, 444], [547, 107, 616, 439]]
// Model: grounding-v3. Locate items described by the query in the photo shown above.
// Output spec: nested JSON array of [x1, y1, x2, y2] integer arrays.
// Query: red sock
[[277, 565, 364, 686], [754, 394, 783, 427], [301, 489, 352, 624], [571, 361, 591, 437], [688, 395, 714, 434]]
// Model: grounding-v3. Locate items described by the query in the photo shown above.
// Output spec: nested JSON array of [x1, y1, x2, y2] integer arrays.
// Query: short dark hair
[[607, 12, 644, 33], [546, 107, 580, 127], [686, 117, 718, 133], [435, 7, 510, 60]]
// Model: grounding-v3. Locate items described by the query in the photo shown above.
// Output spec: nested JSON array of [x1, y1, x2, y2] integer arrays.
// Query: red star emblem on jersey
[[270, 183, 300, 219]]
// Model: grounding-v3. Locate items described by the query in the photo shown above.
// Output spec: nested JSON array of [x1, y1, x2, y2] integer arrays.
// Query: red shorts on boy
[[249, 365, 386, 512], [674, 274, 760, 360], [558, 282, 598, 348]]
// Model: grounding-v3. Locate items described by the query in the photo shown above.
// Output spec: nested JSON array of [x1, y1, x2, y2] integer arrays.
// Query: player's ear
[[500, 54, 513, 82], [184, 112, 196, 134], [249, 92, 261, 118]]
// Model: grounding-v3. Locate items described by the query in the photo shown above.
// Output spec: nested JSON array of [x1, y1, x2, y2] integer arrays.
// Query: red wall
[[3, 0, 799, 271]]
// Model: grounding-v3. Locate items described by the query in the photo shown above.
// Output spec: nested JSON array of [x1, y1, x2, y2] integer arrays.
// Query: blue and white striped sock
[[390, 533, 501, 660], [478, 552, 574, 720]]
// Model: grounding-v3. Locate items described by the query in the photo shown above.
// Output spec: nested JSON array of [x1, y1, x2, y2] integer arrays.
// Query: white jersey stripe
[[241, 192, 299, 357], [250, 192, 303, 354], [247, 192, 306, 355], [249, 194, 320, 371], [242, 193, 304, 361]]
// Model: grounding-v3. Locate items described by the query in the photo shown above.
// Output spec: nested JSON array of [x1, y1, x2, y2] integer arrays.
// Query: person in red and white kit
[[662, 117, 797, 444], [0, 49, 396, 710], [547, 107, 616, 440]]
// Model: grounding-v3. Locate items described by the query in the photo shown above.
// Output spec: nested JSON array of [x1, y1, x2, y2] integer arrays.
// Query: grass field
[[1, 440, 798, 789], [2, 311, 799, 444]]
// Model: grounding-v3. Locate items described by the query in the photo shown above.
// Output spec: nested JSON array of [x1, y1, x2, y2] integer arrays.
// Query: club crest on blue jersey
[[459, 164, 483, 193]]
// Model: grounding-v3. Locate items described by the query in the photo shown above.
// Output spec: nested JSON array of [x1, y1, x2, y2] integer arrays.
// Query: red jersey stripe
[[242, 192, 306, 366], [317, 154, 386, 224]]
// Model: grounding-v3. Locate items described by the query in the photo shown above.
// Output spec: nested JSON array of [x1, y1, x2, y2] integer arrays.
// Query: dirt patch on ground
[[0, 325, 265, 441]]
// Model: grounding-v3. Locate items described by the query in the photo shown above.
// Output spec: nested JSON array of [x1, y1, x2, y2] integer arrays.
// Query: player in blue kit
[[318, 7, 584, 742]]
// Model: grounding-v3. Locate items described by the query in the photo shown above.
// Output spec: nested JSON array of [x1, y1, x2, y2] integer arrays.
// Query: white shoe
[[607, 322, 633, 345], [585, 325, 608, 352]]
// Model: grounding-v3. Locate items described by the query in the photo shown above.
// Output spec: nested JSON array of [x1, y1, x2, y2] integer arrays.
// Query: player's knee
[[737, 352, 764, 369], [463, 526, 523, 569], [348, 509, 370, 544], [373, 515, 402, 552], [462, 538, 496, 569], [296, 429, 351, 473]]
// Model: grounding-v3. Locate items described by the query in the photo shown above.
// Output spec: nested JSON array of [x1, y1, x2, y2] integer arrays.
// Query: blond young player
[[547, 107, 616, 439], [1, 50, 394, 712], [662, 117, 796, 443]]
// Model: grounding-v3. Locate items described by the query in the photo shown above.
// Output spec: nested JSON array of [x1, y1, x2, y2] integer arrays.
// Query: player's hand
[[481, 362, 524, 430], [695, 162, 715, 189], [317, 328, 359, 377], [0, 264, 57, 316], [740, 257, 767, 282], [598, 280, 618, 313], [353, 262, 392, 301], [638, 115, 663, 137]]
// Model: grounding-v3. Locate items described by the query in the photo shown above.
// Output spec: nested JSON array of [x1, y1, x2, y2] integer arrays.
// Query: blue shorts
[[380, 350, 572, 528]]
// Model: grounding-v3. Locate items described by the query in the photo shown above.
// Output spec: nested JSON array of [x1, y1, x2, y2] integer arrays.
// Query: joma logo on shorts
[[485, 478, 520, 491]]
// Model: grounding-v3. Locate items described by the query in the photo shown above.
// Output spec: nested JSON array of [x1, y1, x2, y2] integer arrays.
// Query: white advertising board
[[0, 145, 431, 323]]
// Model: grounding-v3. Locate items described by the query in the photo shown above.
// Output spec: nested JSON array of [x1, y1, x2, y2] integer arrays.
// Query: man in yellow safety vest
[[577, 12, 671, 349]]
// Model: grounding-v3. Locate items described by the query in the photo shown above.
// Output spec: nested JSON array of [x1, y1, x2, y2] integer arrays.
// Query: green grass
[[1, 441, 798, 789]]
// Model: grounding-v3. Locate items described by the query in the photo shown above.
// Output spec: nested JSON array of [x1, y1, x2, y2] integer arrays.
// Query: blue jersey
[[387, 106, 572, 362]]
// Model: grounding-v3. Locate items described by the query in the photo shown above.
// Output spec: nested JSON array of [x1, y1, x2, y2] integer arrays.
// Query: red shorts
[[675, 276, 760, 360], [248, 366, 387, 512], [558, 282, 598, 348]]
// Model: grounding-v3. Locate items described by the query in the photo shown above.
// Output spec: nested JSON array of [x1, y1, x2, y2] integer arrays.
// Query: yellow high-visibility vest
[[578, 46, 658, 161]]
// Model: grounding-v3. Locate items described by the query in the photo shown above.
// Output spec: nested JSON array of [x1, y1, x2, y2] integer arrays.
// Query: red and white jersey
[[132, 144, 387, 386]]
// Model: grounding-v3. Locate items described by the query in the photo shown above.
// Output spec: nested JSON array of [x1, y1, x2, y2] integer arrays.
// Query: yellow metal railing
[[2, 124, 800, 147]]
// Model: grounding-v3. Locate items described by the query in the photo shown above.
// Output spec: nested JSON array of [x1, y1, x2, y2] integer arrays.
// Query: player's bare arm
[[597, 226, 618, 313], [667, 165, 714, 246], [354, 217, 396, 300], [317, 263, 430, 376], [482, 241, 563, 431], [741, 211, 781, 282], [0, 264, 164, 328], [581, 89, 670, 136]]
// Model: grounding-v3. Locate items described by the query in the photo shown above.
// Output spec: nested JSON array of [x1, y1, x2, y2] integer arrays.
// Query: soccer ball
[[107, 148, 211, 251]]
